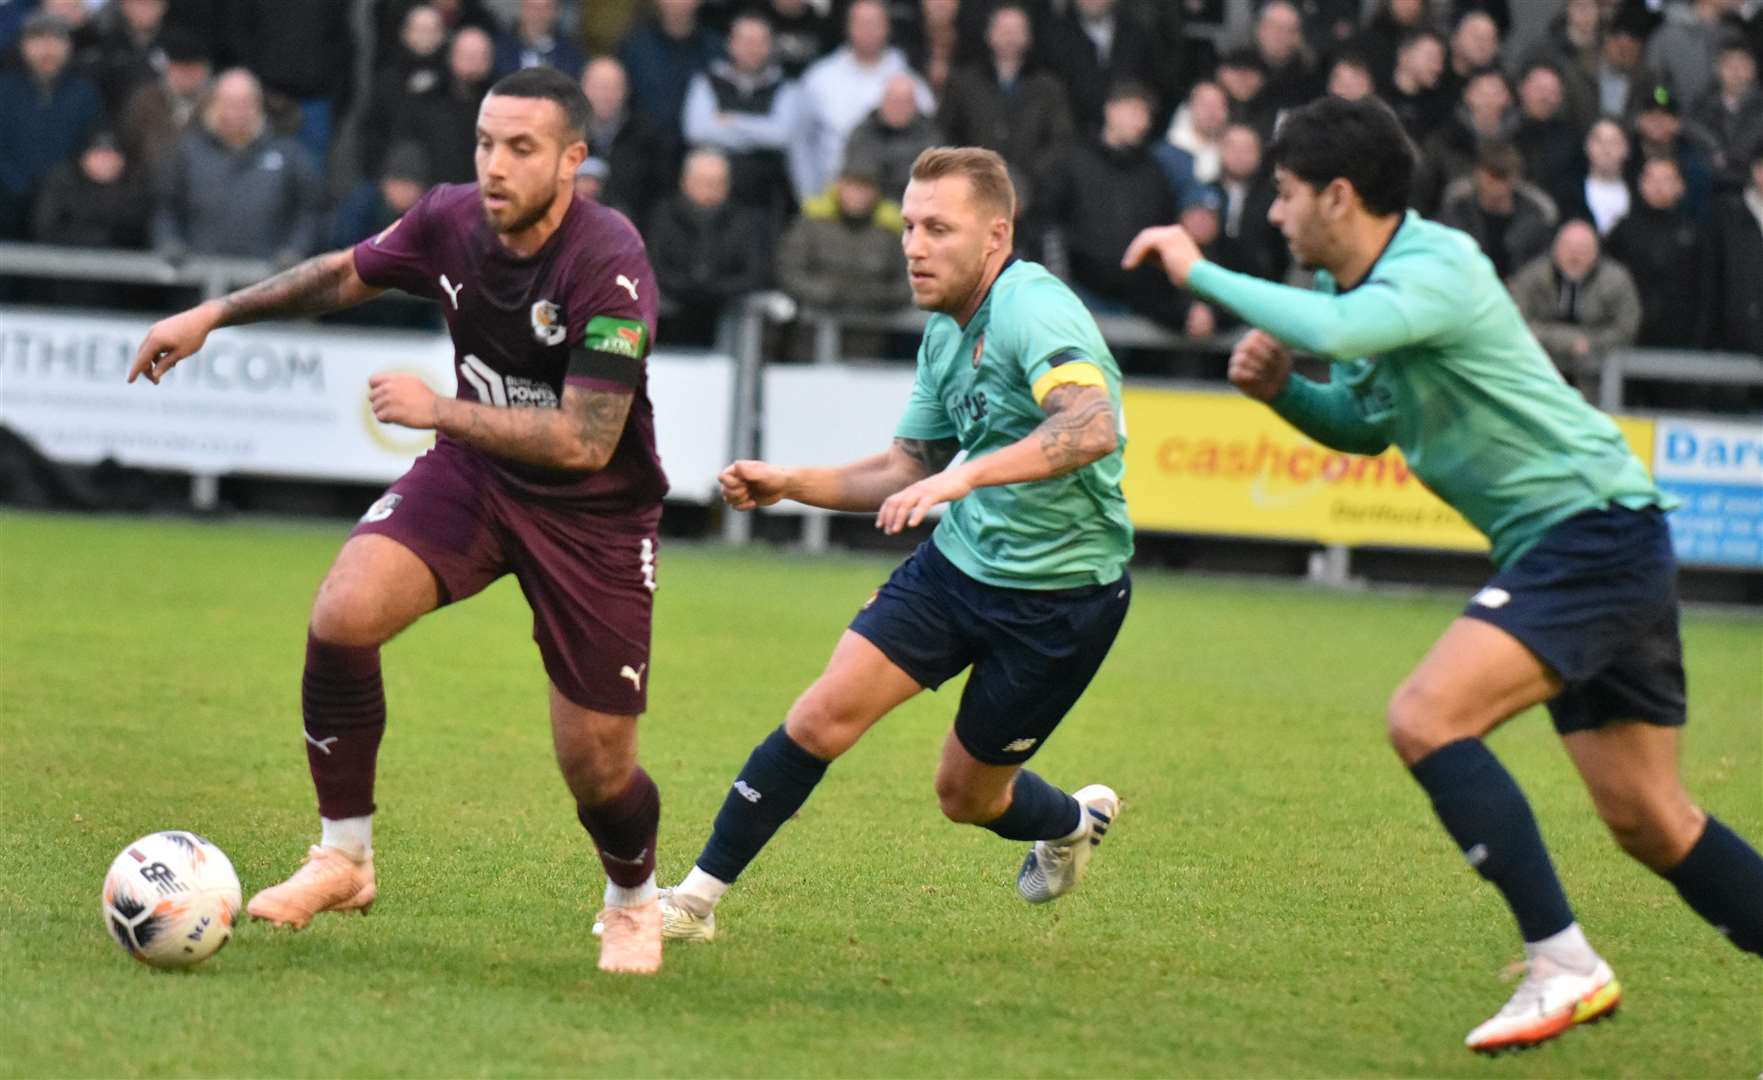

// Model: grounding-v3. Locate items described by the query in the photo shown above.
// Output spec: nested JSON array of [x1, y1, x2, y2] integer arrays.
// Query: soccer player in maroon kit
[[126, 68, 669, 974]]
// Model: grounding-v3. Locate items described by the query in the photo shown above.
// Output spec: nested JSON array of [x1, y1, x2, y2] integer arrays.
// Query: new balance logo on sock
[[603, 847, 649, 866], [733, 780, 762, 803], [1002, 738, 1038, 753], [1464, 843, 1489, 868], [304, 731, 338, 755]]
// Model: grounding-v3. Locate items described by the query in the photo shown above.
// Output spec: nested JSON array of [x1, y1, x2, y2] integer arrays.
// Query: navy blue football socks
[[1409, 738, 1575, 943], [982, 770, 1083, 842], [696, 725, 829, 884], [1664, 815, 1763, 956]]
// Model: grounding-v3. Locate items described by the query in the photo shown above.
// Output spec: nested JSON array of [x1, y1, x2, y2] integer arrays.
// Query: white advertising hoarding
[[0, 307, 732, 502]]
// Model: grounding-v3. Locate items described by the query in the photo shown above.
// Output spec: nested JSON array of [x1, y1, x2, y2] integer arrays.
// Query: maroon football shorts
[[353, 439, 659, 714]]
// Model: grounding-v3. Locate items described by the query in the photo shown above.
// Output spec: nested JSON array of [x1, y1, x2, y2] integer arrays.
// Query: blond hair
[[909, 146, 1017, 222]]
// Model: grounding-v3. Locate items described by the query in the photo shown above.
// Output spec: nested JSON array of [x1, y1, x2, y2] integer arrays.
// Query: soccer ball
[[102, 831, 241, 969]]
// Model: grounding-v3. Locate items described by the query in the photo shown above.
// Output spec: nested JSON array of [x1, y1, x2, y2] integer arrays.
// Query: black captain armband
[[568, 314, 650, 387]]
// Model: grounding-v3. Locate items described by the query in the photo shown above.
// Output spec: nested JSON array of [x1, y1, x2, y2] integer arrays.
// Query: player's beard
[[489, 194, 552, 236]]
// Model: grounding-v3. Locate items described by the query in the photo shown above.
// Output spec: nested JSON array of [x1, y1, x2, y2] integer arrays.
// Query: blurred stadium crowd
[[0, 0, 1760, 394]]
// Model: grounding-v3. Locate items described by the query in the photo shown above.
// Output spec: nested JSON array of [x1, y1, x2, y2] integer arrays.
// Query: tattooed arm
[[875, 383, 1118, 534], [129, 249, 384, 383], [720, 436, 962, 513], [366, 375, 634, 472]]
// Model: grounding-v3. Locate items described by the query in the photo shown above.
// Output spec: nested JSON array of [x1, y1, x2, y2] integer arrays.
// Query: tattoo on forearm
[[895, 436, 960, 474], [217, 252, 351, 326], [567, 385, 634, 462], [1035, 385, 1117, 474], [438, 385, 633, 471]]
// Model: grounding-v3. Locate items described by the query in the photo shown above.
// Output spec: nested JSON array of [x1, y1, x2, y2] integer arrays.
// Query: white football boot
[[1016, 784, 1120, 904]]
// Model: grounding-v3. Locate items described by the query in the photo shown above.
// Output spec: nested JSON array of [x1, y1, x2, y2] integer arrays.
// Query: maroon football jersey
[[352, 183, 667, 509]]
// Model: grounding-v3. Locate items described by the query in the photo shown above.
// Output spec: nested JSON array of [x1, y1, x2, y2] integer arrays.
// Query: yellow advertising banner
[[1120, 387, 1654, 552]]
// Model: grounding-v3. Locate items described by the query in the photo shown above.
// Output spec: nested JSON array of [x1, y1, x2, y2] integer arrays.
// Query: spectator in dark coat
[[937, 4, 1073, 218], [1036, 0, 1168, 137], [682, 12, 801, 225], [1524, 0, 1602, 130], [1214, 46, 1278, 141], [31, 130, 150, 250], [1551, 117, 1633, 235], [581, 55, 679, 233], [1253, 0, 1321, 115], [1384, 28, 1451, 144], [1439, 8, 1500, 103], [1508, 219, 1641, 401], [761, 0, 837, 78], [1036, 82, 1188, 329], [117, 27, 209, 179], [331, 142, 428, 248], [1418, 66, 1519, 213], [0, 13, 102, 240], [1438, 142, 1555, 280], [492, 0, 585, 80], [371, 0, 497, 68], [1628, 82, 1719, 218], [1357, 0, 1438, 94], [1691, 37, 1763, 186], [358, 4, 448, 180], [616, 0, 719, 142], [1702, 146, 1763, 356], [223, 0, 355, 168], [90, 0, 166, 112], [648, 148, 771, 344], [1324, 51, 1377, 101], [152, 67, 322, 262], [390, 26, 494, 185], [1593, 14, 1661, 120], [1513, 61, 1583, 203], [1209, 122, 1287, 286], [776, 160, 911, 313], [1606, 157, 1710, 348], [843, 72, 939, 203]]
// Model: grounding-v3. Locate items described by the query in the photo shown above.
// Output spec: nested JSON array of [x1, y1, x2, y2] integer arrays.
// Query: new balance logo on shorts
[[733, 780, 762, 803], [1471, 587, 1512, 609], [1002, 738, 1039, 753]]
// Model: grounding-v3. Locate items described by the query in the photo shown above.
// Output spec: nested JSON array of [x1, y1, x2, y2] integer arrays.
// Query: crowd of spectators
[[1, 0, 1760, 389]]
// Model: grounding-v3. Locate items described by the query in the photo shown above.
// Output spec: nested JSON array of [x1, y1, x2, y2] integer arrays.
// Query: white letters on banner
[[0, 307, 733, 502]]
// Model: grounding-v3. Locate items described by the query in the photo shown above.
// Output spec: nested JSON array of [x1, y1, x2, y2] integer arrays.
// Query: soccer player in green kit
[[658, 147, 1134, 939], [1125, 96, 1763, 1053]]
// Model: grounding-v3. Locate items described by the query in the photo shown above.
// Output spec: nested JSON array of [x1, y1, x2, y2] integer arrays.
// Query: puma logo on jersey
[[440, 274, 463, 309], [620, 663, 646, 692], [615, 274, 639, 300]]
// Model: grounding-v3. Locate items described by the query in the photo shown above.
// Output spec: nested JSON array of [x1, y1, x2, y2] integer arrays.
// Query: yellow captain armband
[[1030, 361, 1107, 407]]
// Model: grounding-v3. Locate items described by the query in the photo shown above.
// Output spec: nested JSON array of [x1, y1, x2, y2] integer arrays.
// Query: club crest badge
[[530, 299, 566, 346]]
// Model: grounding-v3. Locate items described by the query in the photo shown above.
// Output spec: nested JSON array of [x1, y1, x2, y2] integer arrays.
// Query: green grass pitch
[[2, 511, 1758, 1078]]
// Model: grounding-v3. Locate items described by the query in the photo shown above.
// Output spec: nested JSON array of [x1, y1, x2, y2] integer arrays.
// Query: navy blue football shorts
[[1463, 505, 1685, 735], [849, 539, 1130, 765]]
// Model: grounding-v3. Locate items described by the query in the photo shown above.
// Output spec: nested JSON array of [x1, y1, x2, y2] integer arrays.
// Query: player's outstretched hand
[[1227, 330, 1294, 402], [128, 301, 221, 384], [368, 372, 440, 429], [1121, 224, 1204, 288], [719, 459, 789, 511], [876, 471, 973, 535]]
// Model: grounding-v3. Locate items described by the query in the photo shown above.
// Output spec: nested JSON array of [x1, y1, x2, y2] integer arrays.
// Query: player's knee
[[308, 585, 393, 648], [1386, 681, 1449, 763], [1596, 793, 1703, 871], [934, 777, 1001, 824], [783, 694, 862, 761]]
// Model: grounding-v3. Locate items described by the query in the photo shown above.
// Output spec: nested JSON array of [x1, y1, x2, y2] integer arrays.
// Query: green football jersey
[[895, 259, 1134, 588], [1187, 211, 1667, 567]]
